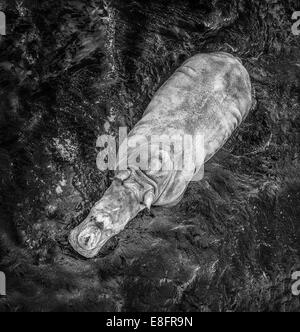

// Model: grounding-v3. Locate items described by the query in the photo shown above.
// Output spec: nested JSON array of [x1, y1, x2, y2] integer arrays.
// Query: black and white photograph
[[0, 0, 299, 314]]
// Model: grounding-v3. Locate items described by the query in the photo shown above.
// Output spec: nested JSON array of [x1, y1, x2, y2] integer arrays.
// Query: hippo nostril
[[78, 226, 102, 251], [84, 235, 92, 247]]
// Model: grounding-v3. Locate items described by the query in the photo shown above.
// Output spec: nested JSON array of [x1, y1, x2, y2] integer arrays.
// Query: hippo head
[[69, 209, 115, 259], [69, 169, 155, 258]]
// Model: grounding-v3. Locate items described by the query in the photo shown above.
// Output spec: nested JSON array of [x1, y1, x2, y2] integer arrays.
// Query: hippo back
[[119, 52, 253, 207]]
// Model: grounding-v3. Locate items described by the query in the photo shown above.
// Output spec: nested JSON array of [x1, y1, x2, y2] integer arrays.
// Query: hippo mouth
[[69, 218, 114, 258]]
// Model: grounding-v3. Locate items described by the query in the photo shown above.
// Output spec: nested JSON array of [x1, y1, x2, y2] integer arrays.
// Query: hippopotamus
[[69, 52, 254, 258]]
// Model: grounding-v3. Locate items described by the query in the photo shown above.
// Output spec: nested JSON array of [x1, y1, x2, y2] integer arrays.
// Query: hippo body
[[69, 52, 253, 258], [117, 52, 252, 207]]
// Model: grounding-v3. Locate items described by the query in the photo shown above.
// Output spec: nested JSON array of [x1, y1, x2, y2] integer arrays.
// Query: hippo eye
[[90, 216, 97, 223]]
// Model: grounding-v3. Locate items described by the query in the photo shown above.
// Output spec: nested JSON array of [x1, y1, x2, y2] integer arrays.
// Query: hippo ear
[[143, 191, 155, 210], [114, 169, 132, 183]]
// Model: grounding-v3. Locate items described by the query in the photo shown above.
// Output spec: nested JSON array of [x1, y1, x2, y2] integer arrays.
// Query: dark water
[[0, 0, 299, 311]]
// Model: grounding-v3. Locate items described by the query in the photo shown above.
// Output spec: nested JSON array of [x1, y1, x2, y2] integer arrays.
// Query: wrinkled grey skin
[[69, 52, 253, 258]]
